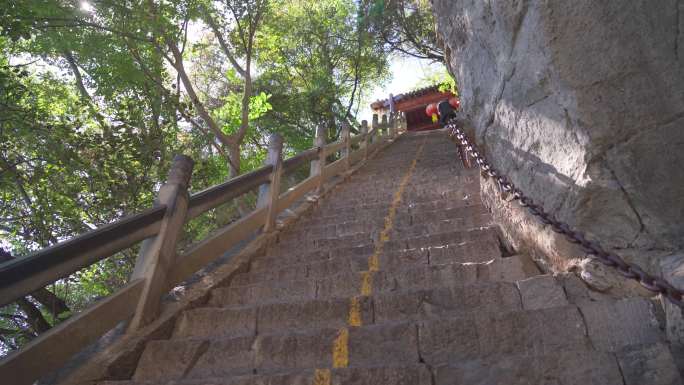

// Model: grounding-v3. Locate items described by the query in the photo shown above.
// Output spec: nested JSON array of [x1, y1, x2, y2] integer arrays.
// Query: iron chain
[[445, 117, 684, 308]]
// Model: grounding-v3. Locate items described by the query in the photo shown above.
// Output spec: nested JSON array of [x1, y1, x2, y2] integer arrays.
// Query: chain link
[[445, 117, 684, 308]]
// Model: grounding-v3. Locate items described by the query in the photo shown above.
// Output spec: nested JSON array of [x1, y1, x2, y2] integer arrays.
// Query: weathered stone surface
[[254, 329, 336, 372], [231, 264, 308, 286], [434, 349, 624, 385], [331, 365, 432, 385], [419, 306, 587, 364], [427, 235, 501, 265], [479, 255, 537, 283], [373, 282, 521, 322], [516, 275, 568, 310], [433, 0, 684, 256], [257, 297, 373, 333], [173, 307, 256, 339], [433, 0, 684, 292], [375, 263, 480, 293], [186, 336, 255, 379], [580, 297, 663, 352], [617, 343, 683, 385], [660, 253, 684, 347], [210, 279, 317, 306], [376, 248, 429, 271], [348, 323, 419, 366], [132, 339, 208, 382]]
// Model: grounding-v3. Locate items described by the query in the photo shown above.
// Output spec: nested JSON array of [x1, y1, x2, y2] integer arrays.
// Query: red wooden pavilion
[[370, 85, 455, 132]]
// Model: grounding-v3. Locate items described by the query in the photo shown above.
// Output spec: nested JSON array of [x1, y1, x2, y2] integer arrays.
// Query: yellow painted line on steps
[[314, 138, 427, 382], [313, 368, 332, 385], [358, 137, 427, 297], [359, 271, 374, 297], [332, 327, 350, 368], [347, 296, 362, 327]]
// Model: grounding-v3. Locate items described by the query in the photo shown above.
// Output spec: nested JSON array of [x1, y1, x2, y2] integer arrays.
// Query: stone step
[[173, 281, 523, 340], [130, 305, 597, 383], [288, 212, 492, 240], [418, 305, 590, 365], [316, 188, 480, 213], [134, 322, 421, 381], [236, 234, 501, 286], [211, 255, 531, 307], [273, 225, 498, 255], [335, 174, 469, 190], [330, 177, 476, 192], [258, 226, 500, 274], [296, 203, 488, 228], [277, 215, 493, 249], [432, 349, 625, 385], [102, 365, 433, 385]]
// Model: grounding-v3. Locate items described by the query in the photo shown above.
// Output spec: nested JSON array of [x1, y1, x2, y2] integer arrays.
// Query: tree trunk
[[16, 298, 51, 335], [30, 289, 70, 318]]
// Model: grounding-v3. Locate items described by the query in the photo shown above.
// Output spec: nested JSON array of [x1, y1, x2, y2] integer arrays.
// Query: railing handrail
[[186, 164, 274, 220], [0, 205, 167, 307]]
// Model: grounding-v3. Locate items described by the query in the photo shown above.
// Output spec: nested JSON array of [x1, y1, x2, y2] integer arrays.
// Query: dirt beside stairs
[[101, 130, 682, 385]]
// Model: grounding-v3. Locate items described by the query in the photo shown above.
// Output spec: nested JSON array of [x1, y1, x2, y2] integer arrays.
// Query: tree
[[0, 0, 391, 355], [361, 0, 444, 63], [257, 0, 389, 143]]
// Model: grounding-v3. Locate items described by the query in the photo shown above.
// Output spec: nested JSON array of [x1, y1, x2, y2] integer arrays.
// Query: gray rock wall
[[433, 0, 684, 275]]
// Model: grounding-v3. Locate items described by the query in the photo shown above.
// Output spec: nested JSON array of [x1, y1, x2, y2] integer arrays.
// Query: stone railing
[[0, 114, 402, 385]]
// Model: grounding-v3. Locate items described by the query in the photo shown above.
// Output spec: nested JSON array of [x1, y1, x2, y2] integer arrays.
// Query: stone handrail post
[[388, 113, 396, 137], [361, 120, 369, 160], [341, 122, 351, 170], [128, 155, 194, 331], [311, 125, 327, 193], [257, 133, 284, 232], [372, 114, 379, 142], [381, 114, 388, 136]]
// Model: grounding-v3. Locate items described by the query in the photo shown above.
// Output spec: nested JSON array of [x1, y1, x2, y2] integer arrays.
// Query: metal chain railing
[[440, 109, 684, 307]]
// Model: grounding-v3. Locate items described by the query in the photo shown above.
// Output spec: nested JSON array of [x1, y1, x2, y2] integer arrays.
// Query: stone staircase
[[101, 130, 681, 385]]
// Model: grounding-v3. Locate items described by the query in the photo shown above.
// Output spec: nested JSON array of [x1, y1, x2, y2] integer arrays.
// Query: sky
[[359, 56, 445, 121]]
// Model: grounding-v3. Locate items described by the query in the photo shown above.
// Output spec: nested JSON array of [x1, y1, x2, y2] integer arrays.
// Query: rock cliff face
[[432, 0, 684, 277]]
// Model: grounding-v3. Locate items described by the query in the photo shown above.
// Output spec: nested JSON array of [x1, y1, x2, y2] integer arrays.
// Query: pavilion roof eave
[[393, 91, 453, 112]]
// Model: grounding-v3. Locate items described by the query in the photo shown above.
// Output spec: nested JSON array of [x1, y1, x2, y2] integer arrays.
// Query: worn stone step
[[102, 365, 433, 385], [333, 171, 475, 189], [315, 196, 477, 217], [257, 226, 500, 272], [131, 305, 599, 383], [132, 323, 420, 382], [419, 305, 590, 365], [295, 204, 487, 230], [349, 162, 475, 176], [321, 184, 479, 203], [286, 210, 488, 239], [278, 215, 493, 249], [212, 255, 532, 307], [174, 281, 523, 340], [433, 349, 625, 385], [235, 233, 501, 286], [383, 227, 499, 251], [273, 224, 498, 255]]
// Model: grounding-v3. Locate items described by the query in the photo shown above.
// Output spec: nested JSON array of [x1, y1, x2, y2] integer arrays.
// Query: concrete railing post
[[341, 122, 351, 170], [381, 114, 388, 136], [310, 125, 327, 193], [361, 120, 369, 160], [257, 133, 283, 232], [388, 113, 396, 137], [371, 114, 379, 143], [129, 155, 193, 331]]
